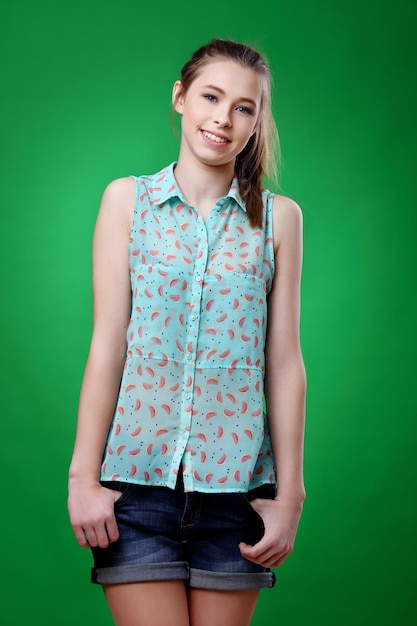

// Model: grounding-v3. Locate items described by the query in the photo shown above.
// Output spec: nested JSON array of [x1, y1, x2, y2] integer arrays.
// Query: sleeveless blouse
[[100, 163, 277, 492]]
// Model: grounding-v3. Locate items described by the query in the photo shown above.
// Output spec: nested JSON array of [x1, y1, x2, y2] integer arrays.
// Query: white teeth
[[203, 131, 228, 143]]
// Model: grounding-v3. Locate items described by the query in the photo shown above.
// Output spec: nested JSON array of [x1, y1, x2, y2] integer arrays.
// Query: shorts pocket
[[101, 481, 133, 507], [246, 484, 276, 503], [237, 493, 261, 518], [238, 484, 276, 514]]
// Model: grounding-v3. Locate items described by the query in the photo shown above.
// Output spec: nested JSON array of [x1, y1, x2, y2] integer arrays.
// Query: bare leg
[[188, 588, 260, 626], [103, 581, 190, 626]]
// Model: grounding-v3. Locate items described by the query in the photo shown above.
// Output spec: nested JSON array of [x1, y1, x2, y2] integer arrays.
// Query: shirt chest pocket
[[129, 264, 192, 357]]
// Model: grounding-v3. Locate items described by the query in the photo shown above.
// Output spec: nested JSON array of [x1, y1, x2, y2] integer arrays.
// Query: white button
[[191, 314, 198, 321], [187, 354, 193, 361], [185, 394, 192, 401], [195, 275, 202, 282]]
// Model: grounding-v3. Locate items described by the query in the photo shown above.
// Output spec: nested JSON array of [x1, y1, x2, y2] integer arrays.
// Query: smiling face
[[173, 59, 262, 170]]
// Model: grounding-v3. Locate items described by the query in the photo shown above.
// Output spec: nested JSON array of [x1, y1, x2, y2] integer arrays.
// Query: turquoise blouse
[[100, 163, 277, 492]]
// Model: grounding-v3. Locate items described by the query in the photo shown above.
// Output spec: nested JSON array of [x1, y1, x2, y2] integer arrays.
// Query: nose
[[213, 106, 232, 127]]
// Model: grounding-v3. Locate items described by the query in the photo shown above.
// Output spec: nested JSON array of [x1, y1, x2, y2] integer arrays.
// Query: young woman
[[68, 38, 306, 626]]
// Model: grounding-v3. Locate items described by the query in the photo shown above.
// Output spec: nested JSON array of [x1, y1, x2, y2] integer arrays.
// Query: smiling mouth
[[202, 130, 230, 144]]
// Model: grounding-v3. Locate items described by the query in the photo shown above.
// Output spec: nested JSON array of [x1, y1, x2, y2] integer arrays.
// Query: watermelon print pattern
[[100, 163, 277, 493]]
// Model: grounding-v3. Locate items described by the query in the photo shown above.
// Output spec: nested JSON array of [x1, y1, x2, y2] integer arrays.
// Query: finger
[[105, 514, 120, 544], [92, 520, 116, 549], [255, 544, 293, 568], [240, 543, 278, 566], [265, 554, 288, 569], [240, 538, 289, 565], [261, 549, 292, 568], [239, 536, 271, 559], [239, 541, 269, 563], [73, 526, 90, 548], [83, 526, 99, 548]]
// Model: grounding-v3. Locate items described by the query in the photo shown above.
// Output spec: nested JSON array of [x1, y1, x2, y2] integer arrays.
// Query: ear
[[172, 81, 185, 114]]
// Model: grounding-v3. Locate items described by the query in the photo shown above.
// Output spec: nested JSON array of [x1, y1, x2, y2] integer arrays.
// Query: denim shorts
[[91, 470, 276, 591]]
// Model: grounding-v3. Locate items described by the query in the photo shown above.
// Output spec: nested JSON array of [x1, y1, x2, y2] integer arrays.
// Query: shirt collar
[[150, 162, 247, 212]]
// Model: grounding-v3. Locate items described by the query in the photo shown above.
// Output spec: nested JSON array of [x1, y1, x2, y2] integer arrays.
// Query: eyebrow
[[201, 84, 258, 108]]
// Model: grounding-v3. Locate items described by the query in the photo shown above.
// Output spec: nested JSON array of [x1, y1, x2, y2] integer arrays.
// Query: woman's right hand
[[67, 179, 135, 549], [68, 481, 122, 549]]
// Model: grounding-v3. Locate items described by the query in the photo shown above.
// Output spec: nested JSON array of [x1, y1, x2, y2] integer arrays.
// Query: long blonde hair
[[174, 38, 280, 228]]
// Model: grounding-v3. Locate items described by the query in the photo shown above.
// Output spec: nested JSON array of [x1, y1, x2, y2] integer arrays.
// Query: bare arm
[[265, 194, 306, 503], [239, 194, 306, 568], [68, 176, 135, 548]]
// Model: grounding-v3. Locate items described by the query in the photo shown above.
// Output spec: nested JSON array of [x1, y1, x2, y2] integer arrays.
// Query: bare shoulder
[[102, 176, 136, 196], [271, 194, 303, 252], [272, 193, 303, 226], [94, 177, 137, 236], [100, 177, 136, 215]]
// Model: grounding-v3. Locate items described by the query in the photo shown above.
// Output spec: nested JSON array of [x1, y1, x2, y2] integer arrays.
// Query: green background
[[1, 0, 416, 624]]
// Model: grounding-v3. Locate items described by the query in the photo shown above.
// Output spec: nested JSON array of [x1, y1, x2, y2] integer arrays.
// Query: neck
[[174, 152, 235, 210]]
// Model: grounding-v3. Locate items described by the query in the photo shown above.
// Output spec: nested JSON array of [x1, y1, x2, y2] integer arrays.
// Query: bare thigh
[[188, 588, 260, 626], [103, 581, 190, 626]]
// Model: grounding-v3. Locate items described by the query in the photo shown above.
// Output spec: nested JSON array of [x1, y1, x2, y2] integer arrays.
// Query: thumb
[[239, 541, 253, 557]]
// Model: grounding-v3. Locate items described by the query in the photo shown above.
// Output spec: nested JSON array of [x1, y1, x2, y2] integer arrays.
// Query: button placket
[[179, 212, 209, 489]]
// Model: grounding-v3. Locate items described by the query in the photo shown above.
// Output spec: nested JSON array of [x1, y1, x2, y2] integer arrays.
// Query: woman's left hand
[[238, 496, 304, 569]]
